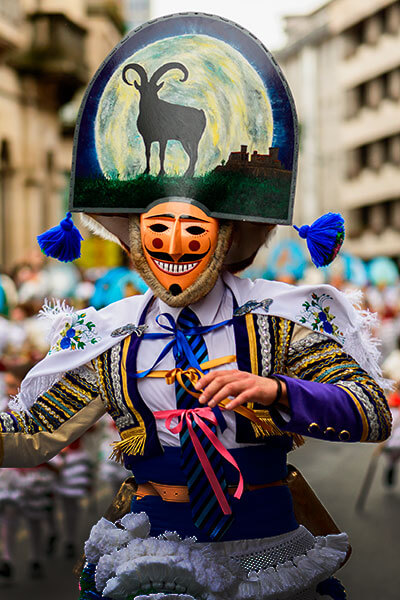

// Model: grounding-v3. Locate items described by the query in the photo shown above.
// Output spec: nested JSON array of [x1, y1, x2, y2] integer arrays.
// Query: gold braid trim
[[109, 426, 146, 464]]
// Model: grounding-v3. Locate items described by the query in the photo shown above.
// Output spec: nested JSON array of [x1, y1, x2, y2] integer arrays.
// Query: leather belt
[[135, 479, 286, 503]]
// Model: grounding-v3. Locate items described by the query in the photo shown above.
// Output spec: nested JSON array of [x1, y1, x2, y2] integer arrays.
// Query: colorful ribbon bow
[[131, 312, 233, 378], [153, 406, 244, 515]]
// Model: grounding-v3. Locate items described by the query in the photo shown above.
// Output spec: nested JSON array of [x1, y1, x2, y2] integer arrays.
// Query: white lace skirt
[[84, 512, 348, 600], [207, 527, 347, 599]]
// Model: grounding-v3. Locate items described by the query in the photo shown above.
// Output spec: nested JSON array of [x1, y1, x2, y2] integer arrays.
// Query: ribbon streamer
[[154, 406, 244, 515]]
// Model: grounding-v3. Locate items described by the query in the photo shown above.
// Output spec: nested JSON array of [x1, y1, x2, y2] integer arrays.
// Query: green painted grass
[[73, 171, 291, 221]]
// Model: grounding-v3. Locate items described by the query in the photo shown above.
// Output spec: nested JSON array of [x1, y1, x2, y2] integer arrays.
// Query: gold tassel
[[109, 427, 146, 464], [290, 433, 305, 449], [250, 410, 305, 448], [251, 410, 285, 438]]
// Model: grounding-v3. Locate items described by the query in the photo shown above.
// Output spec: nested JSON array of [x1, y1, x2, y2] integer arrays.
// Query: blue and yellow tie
[[174, 306, 233, 540]]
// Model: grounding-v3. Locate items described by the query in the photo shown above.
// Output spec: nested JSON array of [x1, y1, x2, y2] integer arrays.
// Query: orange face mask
[[140, 201, 219, 296]]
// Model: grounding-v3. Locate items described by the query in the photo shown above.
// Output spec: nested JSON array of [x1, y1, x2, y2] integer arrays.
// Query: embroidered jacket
[[0, 309, 391, 468]]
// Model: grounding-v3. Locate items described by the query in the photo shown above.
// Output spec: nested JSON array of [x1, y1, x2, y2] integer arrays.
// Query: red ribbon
[[153, 407, 244, 515]]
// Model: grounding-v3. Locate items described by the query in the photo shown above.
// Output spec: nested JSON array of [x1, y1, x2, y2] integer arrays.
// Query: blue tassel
[[294, 212, 345, 268], [37, 212, 83, 262]]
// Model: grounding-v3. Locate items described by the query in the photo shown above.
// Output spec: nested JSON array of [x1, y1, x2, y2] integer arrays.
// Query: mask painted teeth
[[154, 260, 199, 275]]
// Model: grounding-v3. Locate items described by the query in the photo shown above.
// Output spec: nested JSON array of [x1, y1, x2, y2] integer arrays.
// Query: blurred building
[[123, 0, 150, 31], [278, 0, 400, 263], [0, 0, 124, 269]]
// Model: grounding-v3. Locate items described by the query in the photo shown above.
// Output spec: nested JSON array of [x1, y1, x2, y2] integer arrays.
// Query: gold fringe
[[251, 410, 285, 438], [250, 410, 305, 449], [290, 433, 305, 448], [109, 427, 146, 464]]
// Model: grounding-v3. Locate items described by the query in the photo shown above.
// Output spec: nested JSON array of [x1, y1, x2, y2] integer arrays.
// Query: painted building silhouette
[[215, 145, 291, 180]]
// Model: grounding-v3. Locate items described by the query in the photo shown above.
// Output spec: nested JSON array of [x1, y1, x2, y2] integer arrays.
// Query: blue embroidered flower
[[60, 336, 71, 349], [322, 321, 333, 334], [49, 312, 100, 354], [297, 292, 344, 342]]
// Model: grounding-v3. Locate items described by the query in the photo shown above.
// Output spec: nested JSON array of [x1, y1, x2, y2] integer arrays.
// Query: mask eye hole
[[186, 226, 206, 235], [149, 224, 168, 232]]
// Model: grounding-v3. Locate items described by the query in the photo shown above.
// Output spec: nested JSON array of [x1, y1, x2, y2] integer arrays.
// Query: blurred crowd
[[0, 249, 147, 583], [0, 239, 400, 583]]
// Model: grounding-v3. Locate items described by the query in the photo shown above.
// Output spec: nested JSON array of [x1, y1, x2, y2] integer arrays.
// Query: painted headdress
[[39, 13, 344, 270]]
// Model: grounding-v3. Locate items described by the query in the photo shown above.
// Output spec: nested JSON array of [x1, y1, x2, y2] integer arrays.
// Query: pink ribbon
[[153, 407, 244, 515]]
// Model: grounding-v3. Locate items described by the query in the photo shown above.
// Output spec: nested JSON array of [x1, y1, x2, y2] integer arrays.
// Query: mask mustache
[[145, 244, 210, 263]]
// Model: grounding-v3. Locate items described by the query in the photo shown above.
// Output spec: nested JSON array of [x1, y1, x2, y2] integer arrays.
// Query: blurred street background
[[1, 0, 400, 598]]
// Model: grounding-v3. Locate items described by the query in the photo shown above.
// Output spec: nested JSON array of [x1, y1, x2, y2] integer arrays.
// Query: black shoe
[[30, 561, 44, 579], [0, 560, 13, 580], [46, 534, 58, 556], [65, 543, 77, 559], [385, 465, 396, 486]]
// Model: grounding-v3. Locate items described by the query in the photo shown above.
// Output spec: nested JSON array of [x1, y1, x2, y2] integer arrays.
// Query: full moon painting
[[72, 13, 297, 223], [95, 34, 274, 179]]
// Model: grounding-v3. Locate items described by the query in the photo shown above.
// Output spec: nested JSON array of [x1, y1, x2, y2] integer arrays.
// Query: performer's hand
[[196, 369, 288, 410]]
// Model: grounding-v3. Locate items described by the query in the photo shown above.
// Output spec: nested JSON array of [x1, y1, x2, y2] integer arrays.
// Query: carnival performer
[[52, 435, 96, 560], [0, 13, 392, 600], [0, 361, 58, 581], [98, 416, 130, 496]]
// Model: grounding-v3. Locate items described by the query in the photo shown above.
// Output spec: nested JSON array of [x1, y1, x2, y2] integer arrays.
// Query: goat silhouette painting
[[122, 62, 206, 177], [71, 15, 297, 224]]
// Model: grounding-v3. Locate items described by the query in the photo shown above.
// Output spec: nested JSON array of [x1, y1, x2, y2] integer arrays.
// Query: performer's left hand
[[196, 369, 288, 410]]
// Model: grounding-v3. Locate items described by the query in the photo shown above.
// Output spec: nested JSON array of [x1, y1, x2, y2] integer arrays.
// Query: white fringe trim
[[342, 290, 392, 390], [38, 297, 75, 342], [343, 290, 393, 390], [8, 373, 63, 414], [9, 299, 77, 413], [85, 513, 348, 600]]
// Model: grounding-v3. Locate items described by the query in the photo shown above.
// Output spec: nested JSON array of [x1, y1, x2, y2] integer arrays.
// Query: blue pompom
[[293, 212, 345, 268], [37, 212, 83, 263]]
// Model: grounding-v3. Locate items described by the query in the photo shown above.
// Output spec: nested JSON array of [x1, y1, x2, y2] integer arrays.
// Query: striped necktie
[[174, 306, 233, 540]]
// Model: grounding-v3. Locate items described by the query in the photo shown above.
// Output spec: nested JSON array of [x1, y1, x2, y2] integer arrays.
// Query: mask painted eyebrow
[[144, 213, 175, 219], [179, 215, 210, 223], [145, 213, 210, 223]]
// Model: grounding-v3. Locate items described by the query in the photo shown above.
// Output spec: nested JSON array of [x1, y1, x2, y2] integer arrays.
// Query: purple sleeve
[[269, 375, 364, 442]]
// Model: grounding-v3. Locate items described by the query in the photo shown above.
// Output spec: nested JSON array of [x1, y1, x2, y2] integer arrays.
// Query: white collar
[[156, 276, 228, 325]]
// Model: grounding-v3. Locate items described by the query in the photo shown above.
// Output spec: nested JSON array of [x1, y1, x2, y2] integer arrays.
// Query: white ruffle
[[134, 596, 196, 600], [85, 513, 348, 600], [85, 514, 150, 563]]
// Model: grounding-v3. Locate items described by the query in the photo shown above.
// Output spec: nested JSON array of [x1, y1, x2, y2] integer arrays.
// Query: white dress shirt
[[137, 276, 257, 449]]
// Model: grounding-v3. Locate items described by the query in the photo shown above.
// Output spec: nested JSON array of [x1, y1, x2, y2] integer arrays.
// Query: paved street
[[1, 439, 399, 599], [294, 439, 400, 600]]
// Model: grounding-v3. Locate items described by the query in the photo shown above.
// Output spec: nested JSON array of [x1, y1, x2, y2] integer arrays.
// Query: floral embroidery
[[298, 292, 344, 342], [49, 312, 100, 354]]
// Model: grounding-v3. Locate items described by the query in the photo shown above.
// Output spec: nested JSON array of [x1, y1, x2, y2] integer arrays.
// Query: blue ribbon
[[130, 312, 234, 433], [132, 312, 234, 379]]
